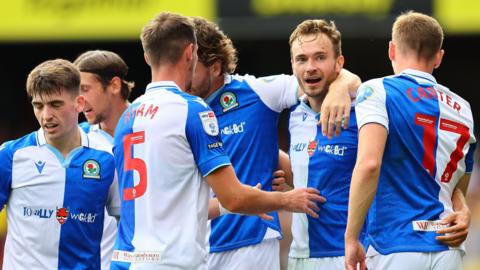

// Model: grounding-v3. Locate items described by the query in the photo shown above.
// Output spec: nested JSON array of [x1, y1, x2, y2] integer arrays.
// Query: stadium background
[[0, 0, 479, 269]]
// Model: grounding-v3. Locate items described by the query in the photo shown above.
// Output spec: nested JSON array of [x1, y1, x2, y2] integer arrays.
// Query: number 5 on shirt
[[123, 131, 147, 200]]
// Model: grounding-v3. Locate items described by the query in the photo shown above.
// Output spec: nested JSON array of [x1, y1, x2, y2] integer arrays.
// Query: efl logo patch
[[199, 111, 219, 136], [356, 85, 374, 105], [56, 207, 69, 225], [83, 159, 100, 179], [220, 92, 239, 112]]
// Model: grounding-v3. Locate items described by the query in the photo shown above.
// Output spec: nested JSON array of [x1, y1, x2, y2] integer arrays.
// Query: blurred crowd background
[[0, 0, 478, 269]]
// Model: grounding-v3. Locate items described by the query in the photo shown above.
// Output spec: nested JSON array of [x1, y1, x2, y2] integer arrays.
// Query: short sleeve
[[465, 143, 476, 174], [242, 74, 299, 112], [185, 100, 231, 177], [0, 142, 13, 208], [355, 78, 389, 131]]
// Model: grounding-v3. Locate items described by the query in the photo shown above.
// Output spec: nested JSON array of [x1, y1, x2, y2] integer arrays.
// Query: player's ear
[[184, 43, 195, 63], [211, 61, 222, 77], [75, 94, 85, 113], [388, 41, 395, 62], [335, 55, 345, 74], [144, 53, 151, 66], [109, 77, 122, 95], [433, 49, 444, 69]]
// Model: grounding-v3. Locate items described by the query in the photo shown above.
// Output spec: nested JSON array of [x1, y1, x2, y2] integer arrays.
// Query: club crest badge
[[56, 207, 69, 225], [83, 159, 100, 179], [307, 140, 318, 157], [220, 92, 239, 112], [199, 111, 219, 136]]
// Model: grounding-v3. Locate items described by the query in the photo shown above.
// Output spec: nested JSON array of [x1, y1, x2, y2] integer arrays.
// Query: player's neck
[[393, 58, 435, 75], [99, 101, 130, 137], [150, 63, 190, 91], [306, 92, 327, 113], [204, 74, 225, 100], [47, 127, 82, 158]]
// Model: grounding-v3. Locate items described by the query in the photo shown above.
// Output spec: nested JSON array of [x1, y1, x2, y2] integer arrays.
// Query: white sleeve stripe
[[203, 162, 231, 178]]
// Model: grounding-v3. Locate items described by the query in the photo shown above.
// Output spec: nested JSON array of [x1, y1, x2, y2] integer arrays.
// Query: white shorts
[[207, 238, 280, 270], [366, 247, 463, 270], [288, 256, 344, 270]]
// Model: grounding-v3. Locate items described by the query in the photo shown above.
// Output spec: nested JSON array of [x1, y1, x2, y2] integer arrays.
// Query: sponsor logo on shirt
[[291, 142, 306, 152], [23, 206, 99, 224], [307, 140, 318, 157], [34, 160, 46, 174], [220, 92, 239, 112], [208, 141, 223, 150], [199, 111, 220, 136], [112, 250, 163, 263], [56, 207, 69, 225], [83, 159, 101, 179], [412, 220, 448, 231], [317, 145, 348, 156], [221, 122, 245, 135], [23, 207, 54, 219]]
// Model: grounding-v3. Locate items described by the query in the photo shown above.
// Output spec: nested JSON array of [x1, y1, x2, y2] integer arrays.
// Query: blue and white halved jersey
[[288, 97, 358, 258], [206, 74, 298, 252], [111, 81, 231, 269], [79, 122, 118, 270], [355, 69, 476, 255], [0, 128, 120, 270]]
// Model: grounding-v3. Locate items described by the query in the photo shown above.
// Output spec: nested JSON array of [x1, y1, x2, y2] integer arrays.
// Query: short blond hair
[[289, 19, 342, 57], [26, 59, 80, 98], [392, 11, 443, 61], [141, 12, 196, 67]]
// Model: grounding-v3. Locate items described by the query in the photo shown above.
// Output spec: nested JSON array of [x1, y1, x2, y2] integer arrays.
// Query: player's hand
[[344, 238, 366, 270], [272, 170, 292, 192], [436, 208, 471, 247], [320, 84, 351, 139], [282, 188, 326, 218]]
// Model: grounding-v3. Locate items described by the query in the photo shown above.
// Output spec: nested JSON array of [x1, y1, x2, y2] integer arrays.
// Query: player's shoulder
[[436, 83, 472, 109], [231, 73, 294, 86], [356, 77, 387, 104], [0, 131, 38, 157], [84, 130, 114, 156]]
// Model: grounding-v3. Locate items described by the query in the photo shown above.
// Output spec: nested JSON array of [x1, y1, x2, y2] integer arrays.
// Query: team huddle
[[0, 10, 476, 270]]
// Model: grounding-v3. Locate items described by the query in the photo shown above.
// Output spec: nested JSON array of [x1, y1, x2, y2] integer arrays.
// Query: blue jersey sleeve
[[465, 142, 476, 173], [0, 142, 13, 208], [185, 100, 231, 177]]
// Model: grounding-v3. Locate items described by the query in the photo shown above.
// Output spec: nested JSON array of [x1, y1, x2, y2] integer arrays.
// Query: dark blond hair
[[26, 59, 80, 97], [191, 17, 238, 74], [74, 50, 135, 100], [289, 19, 342, 57], [392, 11, 443, 61], [141, 12, 196, 67]]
